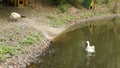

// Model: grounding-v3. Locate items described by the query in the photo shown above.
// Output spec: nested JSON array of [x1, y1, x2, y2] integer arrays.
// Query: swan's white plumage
[[86, 41, 95, 53], [10, 12, 21, 20]]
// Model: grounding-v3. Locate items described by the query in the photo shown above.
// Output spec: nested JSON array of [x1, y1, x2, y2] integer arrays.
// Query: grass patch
[[45, 13, 76, 27], [16, 46, 27, 54], [57, 4, 68, 13], [0, 44, 15, 61], [18, 36, 35, 46], [80, 11, 102, 19], [15, 28, 21, 34], [18, 32, 42, 46], [0, 31, 42, 62], [0, 26, 43, 62]]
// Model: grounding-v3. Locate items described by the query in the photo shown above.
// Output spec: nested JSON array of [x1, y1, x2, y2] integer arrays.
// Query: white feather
[[10, 12, 21, 20], [86, 41, 95, 53]]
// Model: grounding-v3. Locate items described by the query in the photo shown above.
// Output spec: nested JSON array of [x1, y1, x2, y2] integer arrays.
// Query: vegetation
[[0, 26, 43, 62], [0, 44, 15, 61], [40, 0, 120, 27], [45, 13, 76, 27], [18, 32, 42, 46], [57, 4, 68, 13], [0, 32, 42, 61]]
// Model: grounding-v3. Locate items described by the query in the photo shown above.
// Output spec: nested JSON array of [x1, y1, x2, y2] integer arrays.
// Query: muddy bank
[[65, 14, 120, 28], [61, 14, 120, 33]]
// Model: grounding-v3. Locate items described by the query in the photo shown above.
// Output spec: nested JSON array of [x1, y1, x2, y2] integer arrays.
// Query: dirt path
[[29, 21, 65, 40]]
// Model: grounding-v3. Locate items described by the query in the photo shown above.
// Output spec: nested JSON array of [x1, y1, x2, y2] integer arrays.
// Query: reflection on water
[[27, 18, 120, 68]]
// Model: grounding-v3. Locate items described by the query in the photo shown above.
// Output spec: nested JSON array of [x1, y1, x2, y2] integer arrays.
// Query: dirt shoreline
[[64, 14, 120, 28], [0, 38, 50, 68]]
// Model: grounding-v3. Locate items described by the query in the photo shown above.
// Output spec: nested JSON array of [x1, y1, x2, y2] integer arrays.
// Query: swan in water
[[86, 41, 95, 53], [85, 41, 95, 64]]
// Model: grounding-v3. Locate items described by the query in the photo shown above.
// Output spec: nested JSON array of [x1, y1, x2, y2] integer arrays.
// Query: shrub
[[57, 4, 68, 13]]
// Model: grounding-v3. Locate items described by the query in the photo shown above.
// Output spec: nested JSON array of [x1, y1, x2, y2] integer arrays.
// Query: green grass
[[45, 3, 115, 27], [18, 32, 42, 46], [15, 28, 21, 34], [0, 32, 43, 62], [45, 13, 76, 27], [0, 31, 42, 62], [0, 44, 15, 61], [57, 4, 68, 13], [16, 46, 27, 54], [80, 11, 101, 19], [18, 37, 35, 46]]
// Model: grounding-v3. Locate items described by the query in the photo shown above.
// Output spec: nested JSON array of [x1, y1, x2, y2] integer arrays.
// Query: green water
[[27, 18, 120, 68]]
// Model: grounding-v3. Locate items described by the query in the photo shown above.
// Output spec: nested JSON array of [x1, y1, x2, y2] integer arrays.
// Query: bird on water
[[86, 41, 95, 56]]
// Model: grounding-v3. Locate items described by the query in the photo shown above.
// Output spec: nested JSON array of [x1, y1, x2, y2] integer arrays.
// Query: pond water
[[27, 18, 120, 68]]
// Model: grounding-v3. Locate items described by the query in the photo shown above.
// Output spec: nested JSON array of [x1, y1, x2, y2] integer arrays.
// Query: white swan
[[86, 41, 95, 53], [10, 12, 21, 21]]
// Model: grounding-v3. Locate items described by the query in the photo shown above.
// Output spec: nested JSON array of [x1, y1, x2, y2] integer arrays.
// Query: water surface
[[27, 18, 120, 68]]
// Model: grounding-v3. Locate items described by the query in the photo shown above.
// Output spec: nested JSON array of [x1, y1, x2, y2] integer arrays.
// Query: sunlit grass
[[0, 26, 43, 62], [0, 44, 15, 61], [18, 32, 42, 46], [45, 13, 76, 27]]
